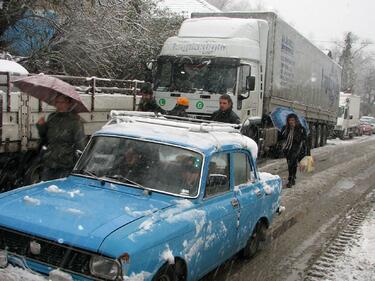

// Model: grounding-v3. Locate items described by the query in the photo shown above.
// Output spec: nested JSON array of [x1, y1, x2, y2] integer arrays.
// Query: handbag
[[299, 156, 314, 173]]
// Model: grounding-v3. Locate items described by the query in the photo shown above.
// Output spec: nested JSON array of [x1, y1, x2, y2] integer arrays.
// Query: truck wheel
[[310, 125, 317, 148], [321, 125, 327, 146], [242, 221, 267, 259], [153, 264, 177, 281], [316, 125, 322, 148]]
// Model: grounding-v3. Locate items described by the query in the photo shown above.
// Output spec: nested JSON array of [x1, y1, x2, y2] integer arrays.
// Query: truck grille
[[0, 227, 94, 278]]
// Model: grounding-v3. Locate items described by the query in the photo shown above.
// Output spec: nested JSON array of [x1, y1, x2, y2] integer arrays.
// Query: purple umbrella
[[12, 74, 89, 112]]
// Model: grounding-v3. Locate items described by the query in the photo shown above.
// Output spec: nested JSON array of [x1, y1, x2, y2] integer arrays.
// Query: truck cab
[[153, 17, 268, 123]]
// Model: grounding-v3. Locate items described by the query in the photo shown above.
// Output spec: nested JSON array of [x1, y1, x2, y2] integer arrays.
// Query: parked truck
[[334, 92, 361, 139], [0, 63, 143, 189], [152, 12, 341, 154]]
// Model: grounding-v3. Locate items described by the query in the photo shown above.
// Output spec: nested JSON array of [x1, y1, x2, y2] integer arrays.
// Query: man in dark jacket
[[137, 82, 165, 114], [211, 94, 240, 124], [280, 113, 311, 188], [37, 94, 86, 181]]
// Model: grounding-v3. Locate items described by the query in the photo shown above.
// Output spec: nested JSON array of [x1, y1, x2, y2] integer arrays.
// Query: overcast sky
[[256, 0, 374, 50]]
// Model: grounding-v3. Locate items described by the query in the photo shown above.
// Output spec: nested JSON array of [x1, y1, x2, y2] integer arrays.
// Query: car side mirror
[[246, 76, 255, 91]]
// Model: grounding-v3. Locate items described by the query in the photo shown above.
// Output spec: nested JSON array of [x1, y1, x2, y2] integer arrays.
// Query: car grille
[[0, 227, 96, 278]]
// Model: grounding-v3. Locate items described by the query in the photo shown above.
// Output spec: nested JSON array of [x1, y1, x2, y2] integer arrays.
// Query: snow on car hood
[[0, 177, 172, 253]]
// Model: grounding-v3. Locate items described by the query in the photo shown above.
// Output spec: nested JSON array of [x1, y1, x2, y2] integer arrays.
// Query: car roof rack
[[107, 110, 241, 133]]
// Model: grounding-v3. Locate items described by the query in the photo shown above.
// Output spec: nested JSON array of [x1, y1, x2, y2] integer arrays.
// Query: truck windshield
[[155, 60, 237, 94], [73, 136, 203, 198]]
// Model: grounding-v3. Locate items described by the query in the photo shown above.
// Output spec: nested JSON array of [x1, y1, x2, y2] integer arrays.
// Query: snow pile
[[44, 185, 64, 193], [44, 185, 83, 198], [258, 172, 279, 181], [0, 265, 46, 281], [23, 196, 41, 206], [49, 269, 74, 281], [65, 208, 84, 215], [124, 206, 157, 217], [124, 271, 152, 281], [263, 182, 274, 195], [67, 190, 82, 198], [160, 245, 175, 265]]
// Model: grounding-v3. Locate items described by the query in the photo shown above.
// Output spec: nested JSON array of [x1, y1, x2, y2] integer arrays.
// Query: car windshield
[[155, 60, 237, 94], [73, 136, 203, 197]]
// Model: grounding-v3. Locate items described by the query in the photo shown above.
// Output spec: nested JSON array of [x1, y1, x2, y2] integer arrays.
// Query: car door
[[231, 151, 264, 250], [199, 152, 240, 275]]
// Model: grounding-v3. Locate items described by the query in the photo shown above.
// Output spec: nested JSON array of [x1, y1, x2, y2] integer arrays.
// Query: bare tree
[[19, 0, 183, 79]]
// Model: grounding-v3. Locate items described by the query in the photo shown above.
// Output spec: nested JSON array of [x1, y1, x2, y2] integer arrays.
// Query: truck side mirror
[[246, 76, 256, 91], [146, 61, 154, 70], [238, 92, 250, 101], [349, 114, 353, 120]]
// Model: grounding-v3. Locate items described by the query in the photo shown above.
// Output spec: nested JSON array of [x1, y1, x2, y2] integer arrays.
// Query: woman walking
[[281, 113, 311, 188]]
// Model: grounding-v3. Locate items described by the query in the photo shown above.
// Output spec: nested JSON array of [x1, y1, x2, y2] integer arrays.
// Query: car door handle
[[231, 198, 239, 208]]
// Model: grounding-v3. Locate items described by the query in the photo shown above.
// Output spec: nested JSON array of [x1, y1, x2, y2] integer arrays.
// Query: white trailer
[[334, 92, 361, 139], [153, 12, 341, 154], [0, 66, 143, 189]]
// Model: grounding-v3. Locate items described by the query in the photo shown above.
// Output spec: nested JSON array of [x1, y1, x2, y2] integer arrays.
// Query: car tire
[[242, 221, 267, 259], [153, 264, 177, 281]]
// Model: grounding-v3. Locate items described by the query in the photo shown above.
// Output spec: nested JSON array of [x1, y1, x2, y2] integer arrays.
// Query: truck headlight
[[89, 255, 120, 280]]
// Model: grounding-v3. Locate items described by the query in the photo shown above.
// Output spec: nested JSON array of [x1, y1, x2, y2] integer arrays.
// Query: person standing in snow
[[280, 113, 310, 188], [37, 94, 86, 181], [137, 82, 165, 114], [211, 94, 240, 124]]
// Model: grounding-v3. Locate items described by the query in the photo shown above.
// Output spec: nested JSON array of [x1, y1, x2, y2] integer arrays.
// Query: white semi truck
[[153, 12, 341, 154], [334, 92, 361, 139]]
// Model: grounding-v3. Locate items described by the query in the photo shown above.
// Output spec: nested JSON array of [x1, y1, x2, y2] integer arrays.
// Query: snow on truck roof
[[178, 17, 262, 40], [96, 111, 258, 157]]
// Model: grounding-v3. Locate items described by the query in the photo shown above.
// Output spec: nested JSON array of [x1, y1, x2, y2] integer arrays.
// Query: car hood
[[0, 176, 172, 253]]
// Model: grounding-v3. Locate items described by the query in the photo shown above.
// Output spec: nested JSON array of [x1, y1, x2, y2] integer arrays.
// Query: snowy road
[[202, 135, 375, 281]]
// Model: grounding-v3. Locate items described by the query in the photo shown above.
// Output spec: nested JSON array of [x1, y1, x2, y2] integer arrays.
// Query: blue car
[[0, 114, 282, 281]]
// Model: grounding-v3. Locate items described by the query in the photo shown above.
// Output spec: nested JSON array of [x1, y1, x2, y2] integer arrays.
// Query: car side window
[[233, 152, 254, 187], [205, 153, 230, 197]]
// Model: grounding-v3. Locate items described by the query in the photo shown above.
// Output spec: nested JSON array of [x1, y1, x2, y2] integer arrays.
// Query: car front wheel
[[153, 264, 177, 281]]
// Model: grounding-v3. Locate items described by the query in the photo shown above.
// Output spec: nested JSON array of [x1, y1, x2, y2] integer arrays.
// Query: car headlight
[[89, 255, 120, 280]]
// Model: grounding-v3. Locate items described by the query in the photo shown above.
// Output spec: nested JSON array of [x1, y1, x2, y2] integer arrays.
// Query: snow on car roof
[[96, 113, 258, 157]]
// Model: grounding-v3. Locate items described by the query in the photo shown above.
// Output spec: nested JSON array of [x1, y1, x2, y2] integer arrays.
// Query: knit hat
[[177, 97, 189, 106], [140, 82, 153, 95]]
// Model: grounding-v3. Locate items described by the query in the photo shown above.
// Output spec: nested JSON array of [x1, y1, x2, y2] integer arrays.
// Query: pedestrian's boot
[[291, 177, 296, 186], [286, 176, 293, 188]]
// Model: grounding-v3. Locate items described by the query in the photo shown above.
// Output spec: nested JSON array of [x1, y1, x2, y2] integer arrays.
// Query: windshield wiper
[[104, 174, 146, 189], [71, 169, 99, 178]]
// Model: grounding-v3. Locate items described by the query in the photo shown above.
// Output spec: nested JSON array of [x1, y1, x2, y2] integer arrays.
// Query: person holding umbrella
[[280, 113, 311, 188], [36, 94, 86, 180], [12, 74, 89, 181]]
